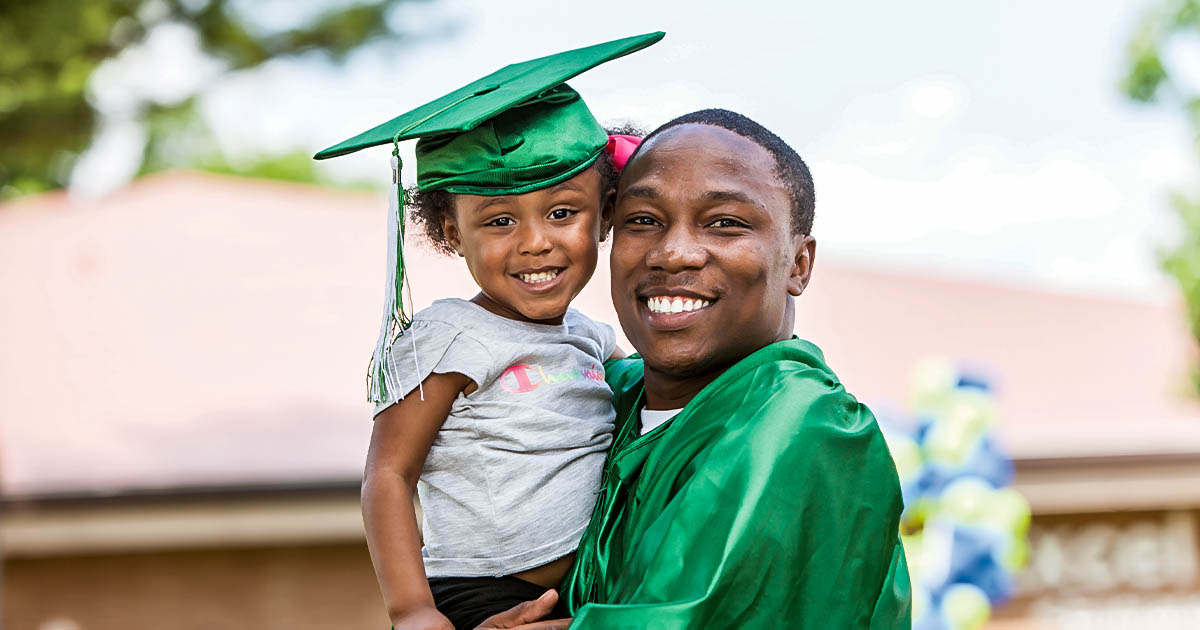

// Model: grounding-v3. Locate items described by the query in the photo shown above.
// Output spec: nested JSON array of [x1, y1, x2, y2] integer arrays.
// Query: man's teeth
[[646, 296, 712, 314], [518, 269, 559, 284]]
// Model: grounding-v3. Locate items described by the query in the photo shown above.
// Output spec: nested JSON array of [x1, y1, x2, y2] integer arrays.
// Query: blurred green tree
[[0, 0, 436, 199], [1123, 0, 1200, 393]]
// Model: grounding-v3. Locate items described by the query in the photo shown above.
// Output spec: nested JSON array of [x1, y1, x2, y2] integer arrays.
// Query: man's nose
[[645, 224, 707, 271], [518, 221, 553, 256]]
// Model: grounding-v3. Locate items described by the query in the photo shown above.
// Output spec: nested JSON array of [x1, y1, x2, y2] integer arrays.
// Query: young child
[[313, 33, 663, 630]]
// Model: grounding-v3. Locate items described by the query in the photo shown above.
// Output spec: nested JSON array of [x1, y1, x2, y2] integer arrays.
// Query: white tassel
[[367, 156, 423, 404], [398, 168, 424, 402], [366, 158, 401, 404]]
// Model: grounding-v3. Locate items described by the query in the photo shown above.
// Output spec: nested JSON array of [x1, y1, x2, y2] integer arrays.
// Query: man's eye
[[709, 218, 749, 229], [548, 208, 577, 220], [627, 216, 658, 226], [486, 217, 515, 227]]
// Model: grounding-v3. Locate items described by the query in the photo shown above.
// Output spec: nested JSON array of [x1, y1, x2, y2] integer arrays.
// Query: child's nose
[[518, 223, 553, 256]]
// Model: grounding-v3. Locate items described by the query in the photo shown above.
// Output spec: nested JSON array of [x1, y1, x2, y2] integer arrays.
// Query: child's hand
[[392, 605, 455, 630]]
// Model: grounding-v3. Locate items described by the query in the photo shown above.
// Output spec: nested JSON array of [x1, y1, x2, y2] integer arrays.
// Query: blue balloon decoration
[[913, 608, 951, 630], [944, 525, 1014, 603], [918, 436, 1013, 497], [879, 359, 1029, 628]]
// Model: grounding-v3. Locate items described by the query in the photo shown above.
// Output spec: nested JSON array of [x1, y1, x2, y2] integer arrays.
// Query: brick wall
[[4, 542, 389, 630]]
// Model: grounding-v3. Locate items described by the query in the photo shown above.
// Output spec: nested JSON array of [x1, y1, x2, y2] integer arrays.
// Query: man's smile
[[637, 289, 719, 331], [645, 295, 712, 314]]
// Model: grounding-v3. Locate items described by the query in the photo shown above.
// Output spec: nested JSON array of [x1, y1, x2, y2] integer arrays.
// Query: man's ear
[[441, 212, 465, 257], [598, 187, 616, 242], [787, 234, 816, 297]]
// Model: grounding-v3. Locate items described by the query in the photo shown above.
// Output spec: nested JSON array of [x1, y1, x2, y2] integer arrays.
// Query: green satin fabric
[[415, 85, 606, 195], [560, 338, 912, 629]]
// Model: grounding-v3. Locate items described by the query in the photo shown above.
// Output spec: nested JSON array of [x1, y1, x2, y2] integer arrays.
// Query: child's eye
[[548, 208, 577, 220], [486, 217, 515, 227]]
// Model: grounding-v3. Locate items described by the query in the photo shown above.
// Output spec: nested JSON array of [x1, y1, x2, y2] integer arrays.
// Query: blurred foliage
[[0, 0, 430, 199], [1123, 0, 1200, 394], [137, 96, 378, 190]]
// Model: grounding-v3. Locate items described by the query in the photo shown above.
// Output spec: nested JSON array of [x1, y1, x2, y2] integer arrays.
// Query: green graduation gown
[[560, 338, 911, 629]]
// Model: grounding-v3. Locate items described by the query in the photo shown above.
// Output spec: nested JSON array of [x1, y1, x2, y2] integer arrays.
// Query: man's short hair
[[633, 109, 815, 235]]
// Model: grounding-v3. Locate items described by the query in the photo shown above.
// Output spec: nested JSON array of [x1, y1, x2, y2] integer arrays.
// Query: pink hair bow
[[604, 134, 642, 173]]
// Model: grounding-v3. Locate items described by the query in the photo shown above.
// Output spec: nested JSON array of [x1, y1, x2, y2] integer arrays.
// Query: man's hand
[[473, 589, 573, 630]]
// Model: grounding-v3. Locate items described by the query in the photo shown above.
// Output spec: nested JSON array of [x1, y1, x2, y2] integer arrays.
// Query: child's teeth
[[520, 270, 558, 284]]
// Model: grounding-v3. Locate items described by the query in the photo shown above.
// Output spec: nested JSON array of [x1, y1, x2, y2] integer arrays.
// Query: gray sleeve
[[567, 310, 617, 361], [596, 320, 616, 360], [374, 319, 494, 415]]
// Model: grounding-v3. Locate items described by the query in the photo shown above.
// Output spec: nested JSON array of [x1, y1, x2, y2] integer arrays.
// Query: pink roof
[[799, 263, 1200, 458], [1, 172, 1195, 495]]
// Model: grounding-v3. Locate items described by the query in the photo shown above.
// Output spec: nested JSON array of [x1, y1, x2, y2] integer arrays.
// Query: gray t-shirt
[[375, 298, 617, 577]]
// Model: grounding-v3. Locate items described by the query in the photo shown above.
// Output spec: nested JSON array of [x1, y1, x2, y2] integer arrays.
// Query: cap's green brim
[[313, 31, 665, 160]]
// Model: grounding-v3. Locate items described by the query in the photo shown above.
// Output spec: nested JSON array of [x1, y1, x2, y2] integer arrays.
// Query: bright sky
[[74, 0, 1191, 301]]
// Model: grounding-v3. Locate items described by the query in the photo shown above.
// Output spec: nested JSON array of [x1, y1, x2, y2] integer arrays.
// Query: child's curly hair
[[408, 125, 643, 255]]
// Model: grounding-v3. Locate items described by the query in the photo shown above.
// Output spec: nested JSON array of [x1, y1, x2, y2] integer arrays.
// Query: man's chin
[[639, 347, 722, 379]]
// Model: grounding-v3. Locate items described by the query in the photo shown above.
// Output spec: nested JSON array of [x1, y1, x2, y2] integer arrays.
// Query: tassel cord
[[367, 91, 484, 404]]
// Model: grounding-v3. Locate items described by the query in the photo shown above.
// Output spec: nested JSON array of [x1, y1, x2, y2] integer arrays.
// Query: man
[[482, 109, 911, 630]]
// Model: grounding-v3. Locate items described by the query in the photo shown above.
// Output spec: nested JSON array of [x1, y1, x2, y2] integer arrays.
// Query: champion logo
[[499, 363, 604, 393]]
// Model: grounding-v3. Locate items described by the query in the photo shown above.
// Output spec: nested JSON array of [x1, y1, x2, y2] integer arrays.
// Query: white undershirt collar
[[639, 407, 682, 435]]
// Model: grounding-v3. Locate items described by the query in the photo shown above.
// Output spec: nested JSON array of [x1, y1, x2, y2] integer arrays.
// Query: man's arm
[[572, 387, 912, 630]]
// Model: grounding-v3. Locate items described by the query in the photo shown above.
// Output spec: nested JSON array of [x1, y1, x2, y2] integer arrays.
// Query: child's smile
[[514, 266, 566, 292]]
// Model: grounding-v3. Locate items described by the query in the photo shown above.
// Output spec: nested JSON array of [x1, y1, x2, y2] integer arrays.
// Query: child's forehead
[[454, 168, 604, 213]]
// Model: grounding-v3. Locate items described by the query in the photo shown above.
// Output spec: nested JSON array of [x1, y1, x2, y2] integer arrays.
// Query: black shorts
[[428, 576, 570, 630]]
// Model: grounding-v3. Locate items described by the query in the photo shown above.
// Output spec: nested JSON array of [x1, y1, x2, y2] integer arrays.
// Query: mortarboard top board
[[313, 31, 665, 161]]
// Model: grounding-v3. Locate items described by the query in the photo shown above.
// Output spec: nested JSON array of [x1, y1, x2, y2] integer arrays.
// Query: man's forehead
[[640, 123, 773, 163], [620, 124, 785, 204], [621, 182, 765, 209]]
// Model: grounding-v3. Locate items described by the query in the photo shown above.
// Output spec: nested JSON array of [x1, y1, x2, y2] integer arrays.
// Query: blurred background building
[[2, 172, 1197, 629], [3, 1, 1200, 629]]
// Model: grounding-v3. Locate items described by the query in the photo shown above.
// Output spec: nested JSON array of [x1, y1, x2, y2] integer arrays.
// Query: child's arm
[[362, 371, 474, 630]]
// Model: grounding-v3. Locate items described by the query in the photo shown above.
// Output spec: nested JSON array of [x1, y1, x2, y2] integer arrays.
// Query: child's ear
[[599, 187, 616, 242], [442, 214, 465, 256]]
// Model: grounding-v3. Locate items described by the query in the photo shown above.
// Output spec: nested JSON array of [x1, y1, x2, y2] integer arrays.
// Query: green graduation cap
[[316, 32, 664, 403], [314, 31, 663, 193]]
